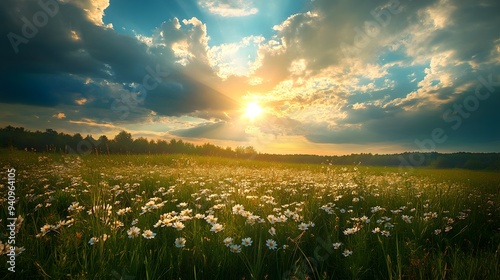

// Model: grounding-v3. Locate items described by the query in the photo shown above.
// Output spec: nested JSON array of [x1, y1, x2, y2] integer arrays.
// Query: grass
[[0, 149, 499, 279]]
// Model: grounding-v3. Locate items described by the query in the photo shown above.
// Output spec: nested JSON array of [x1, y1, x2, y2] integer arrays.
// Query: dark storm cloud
[[144, 73, 238, 117], [171, 121, 249, 141], [0, 0, 235, 120]]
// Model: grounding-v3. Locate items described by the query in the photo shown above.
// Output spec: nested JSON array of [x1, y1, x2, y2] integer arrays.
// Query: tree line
[[0, 126, 256, 157], [1, 125, 499, 170]]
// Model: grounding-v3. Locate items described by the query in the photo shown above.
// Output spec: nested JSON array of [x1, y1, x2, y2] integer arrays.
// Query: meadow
[[0, 149, 499, 279]]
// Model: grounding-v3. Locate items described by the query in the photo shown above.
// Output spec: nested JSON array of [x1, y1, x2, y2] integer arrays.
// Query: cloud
[[53, 112, 66, 119], [198, 0, 258, 17], [208, 35, 264, 78], [62, 0, 111, 26], [0, 0, 238, 123], [68, 118, 117, 129], [171, 121, 249, 141]]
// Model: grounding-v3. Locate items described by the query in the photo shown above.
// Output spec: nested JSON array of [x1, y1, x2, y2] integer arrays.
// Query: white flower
[[223, 237, 233, 247], [372, 227, 380, 234], [298, 222, 309, 231], [343, 227, 360, 235], [268, 227, 276, 236], [267, 215, 278, 224], [210, 223, 224, 233], [401, 215, 412, 224], [175, 237, 186, 248], [241, 237, 253, 247], [88, 237, 99, 246], [205, 215, 218, 225], [172, 221, 185, 231], [342, 249, 353, 257], [142, 229, 156, 239], [232, 204, 245, 214], [381, 230, 391, 237], [40, 224, 52, 234], [266, 239, 277, 250], [127, 226, 141, 238], [360, 216, 370, 223], [229, 244, 241, 253], [332, 242, 342, 250]]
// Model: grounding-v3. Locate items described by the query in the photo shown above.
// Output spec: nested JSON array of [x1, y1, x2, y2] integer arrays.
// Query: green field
[[1, 150, 499, 279]]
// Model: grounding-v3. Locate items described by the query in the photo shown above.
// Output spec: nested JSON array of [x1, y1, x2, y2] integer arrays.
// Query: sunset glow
[[244, 102, 263, 121]]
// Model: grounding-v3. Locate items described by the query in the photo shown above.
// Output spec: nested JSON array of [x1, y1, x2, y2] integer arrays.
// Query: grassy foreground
[[0, 150, 499, 279]]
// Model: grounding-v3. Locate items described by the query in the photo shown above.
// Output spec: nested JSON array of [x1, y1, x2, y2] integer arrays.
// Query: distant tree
[[133, 137, 149, 154], [1, 125, 500, 171], [113, 131, 133, 154], [97, 135, 110, 154], [157, 139, 169, 154]]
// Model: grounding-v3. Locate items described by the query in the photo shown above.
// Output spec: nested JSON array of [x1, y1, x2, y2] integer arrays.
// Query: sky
[[1, 0, 499, 155]]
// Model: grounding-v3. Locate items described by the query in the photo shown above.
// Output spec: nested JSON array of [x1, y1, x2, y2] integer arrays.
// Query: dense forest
[[1, 125, 499, 170]]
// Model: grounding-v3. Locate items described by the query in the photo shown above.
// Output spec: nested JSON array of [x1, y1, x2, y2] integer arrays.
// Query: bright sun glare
[[244, 102, 263, 120]]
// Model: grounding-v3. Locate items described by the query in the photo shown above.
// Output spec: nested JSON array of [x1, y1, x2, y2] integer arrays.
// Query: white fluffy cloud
[[198, 0, 258, 17], [208, 35, 264, 78]]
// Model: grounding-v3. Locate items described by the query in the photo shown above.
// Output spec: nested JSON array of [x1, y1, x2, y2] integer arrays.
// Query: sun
[[244, 101, 263, 121]]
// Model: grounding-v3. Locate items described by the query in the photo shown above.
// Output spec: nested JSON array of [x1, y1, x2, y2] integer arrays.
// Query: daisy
[[241, 237, 253, 247], [40, 224, 52, 234], [175, 237, 186, 248], [88, 237, 99, 246], [229, 244, 241, 253], [343, 227, 360, 235], [172, 221, 185, 231], [332, 242, 342, 250], [298, 222, 309, 231], [223, 237, 233, 247], [360, 216, 370, 223], [205, 215, 218, 225], [342, 249, 353, 257], [266, 239, 277, 250], [210, 223, 224, 233], [232, 204, 245, 214], [127, 226, 141, 238], [112, 220, 124, 230], [372, 227, 381, 234], [267, 215, 278, 224], [401, 215, 412, 224], [268, 227, 276, 236], [371, 206, 384, 213], [142, 229, 156, 239]]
